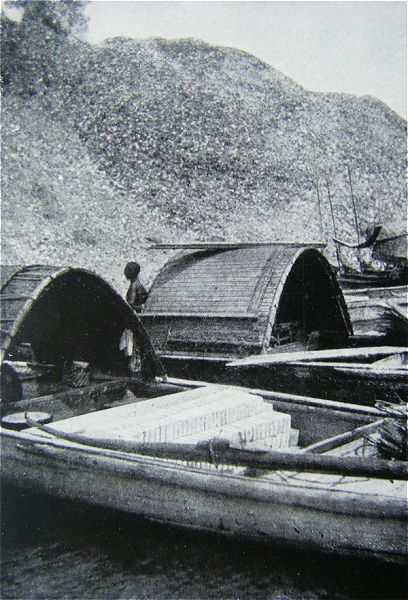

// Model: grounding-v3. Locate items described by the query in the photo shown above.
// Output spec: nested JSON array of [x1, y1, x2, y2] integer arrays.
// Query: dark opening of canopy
[[11, 272, 129, 372], [1, 267, 163, 378], [271, 250, 350, 348]]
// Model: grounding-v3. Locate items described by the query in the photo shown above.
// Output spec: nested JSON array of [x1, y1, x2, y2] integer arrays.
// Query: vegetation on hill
[[1, 3, 406, 291]]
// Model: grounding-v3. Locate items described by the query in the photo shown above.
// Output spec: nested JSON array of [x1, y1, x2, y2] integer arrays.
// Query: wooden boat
[[0, 264, 164, 383], [141, 243, 353, 377], [228, 346, 408, 405], [2, 377, 407, 564], [137, 247, 406, 401], [336, 222, 408, 289], [1, 265, 407, 564], [343, 285, 407, 342], [318, 172, 407, 290]]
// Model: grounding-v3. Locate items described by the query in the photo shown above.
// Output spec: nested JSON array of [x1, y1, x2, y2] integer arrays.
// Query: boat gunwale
[[164, 378, 391, 417], [2, 426, 407, 519]]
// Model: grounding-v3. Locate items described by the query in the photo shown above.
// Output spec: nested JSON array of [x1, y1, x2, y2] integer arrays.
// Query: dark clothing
[[126, 279, 148, 312]]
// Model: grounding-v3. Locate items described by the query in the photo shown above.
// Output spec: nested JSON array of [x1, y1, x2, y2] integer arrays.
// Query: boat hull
[[158, 355, 407, 405], [2, 429, 406, 564]]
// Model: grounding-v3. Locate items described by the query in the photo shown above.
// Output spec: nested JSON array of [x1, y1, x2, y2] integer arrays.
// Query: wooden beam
[[142, 312, 258, 319], [165, 377, 386, 417], [0, 295, 31, 301], [149, 242, 325, 250], [228, 346, 408, 367], [291, 360, 408, 370], [344, 284, 407, 297], [22, 418, 408, 480], [160, 353, 230, 363], [302, 420, 384, 454], [3, 379, 130, 414]]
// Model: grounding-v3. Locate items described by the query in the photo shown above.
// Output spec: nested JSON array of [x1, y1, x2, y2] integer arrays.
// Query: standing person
[[121, 261, 149, 373], [124, 261, 148, 313]]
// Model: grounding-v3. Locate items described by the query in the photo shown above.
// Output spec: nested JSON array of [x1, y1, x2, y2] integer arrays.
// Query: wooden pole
[[24, 418, 408, 481], [325, 180, 342, 271], [347, 165, 361, 246], [315, 181, 325, 240], [149, 242, 326, 250]]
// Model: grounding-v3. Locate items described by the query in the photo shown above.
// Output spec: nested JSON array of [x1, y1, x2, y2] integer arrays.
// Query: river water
[[1, 484, 405, 600]]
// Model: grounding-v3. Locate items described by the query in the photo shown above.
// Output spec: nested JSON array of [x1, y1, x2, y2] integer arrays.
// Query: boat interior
[[0, 364, 389, 464]]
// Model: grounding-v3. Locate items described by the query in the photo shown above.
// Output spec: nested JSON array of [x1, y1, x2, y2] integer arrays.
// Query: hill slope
[[2, 37, 406, 290]]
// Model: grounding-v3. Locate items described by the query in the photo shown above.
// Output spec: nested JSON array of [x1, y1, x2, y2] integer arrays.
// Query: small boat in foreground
[[1, 377, 407, 564]]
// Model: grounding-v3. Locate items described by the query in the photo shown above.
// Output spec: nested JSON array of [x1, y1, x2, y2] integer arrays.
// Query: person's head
[[124, 261, 141, 281]]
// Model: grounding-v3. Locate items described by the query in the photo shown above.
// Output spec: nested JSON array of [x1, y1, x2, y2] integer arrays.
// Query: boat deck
[[20, 384, 406, 503]]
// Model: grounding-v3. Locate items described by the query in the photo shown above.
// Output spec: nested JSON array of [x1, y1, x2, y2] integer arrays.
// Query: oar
[[24, 416, 408, 481]]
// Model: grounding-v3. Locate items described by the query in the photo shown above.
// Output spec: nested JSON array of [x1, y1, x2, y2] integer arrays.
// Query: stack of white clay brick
[[51, 385, 295, 454]]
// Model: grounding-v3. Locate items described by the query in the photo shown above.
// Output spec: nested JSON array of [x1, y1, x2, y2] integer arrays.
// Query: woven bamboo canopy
[[142, 244, 353, 357], [0, 265, 164, 376]]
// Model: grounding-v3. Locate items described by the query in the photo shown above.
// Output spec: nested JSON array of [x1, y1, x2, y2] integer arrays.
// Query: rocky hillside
[[2, 35, 406, 292]]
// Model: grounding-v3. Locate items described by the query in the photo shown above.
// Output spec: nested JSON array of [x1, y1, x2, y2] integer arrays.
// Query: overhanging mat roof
[[0, 265, 165, 376]]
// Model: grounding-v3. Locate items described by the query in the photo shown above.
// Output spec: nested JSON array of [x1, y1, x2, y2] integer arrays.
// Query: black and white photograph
[[1, 1, 407, 598]]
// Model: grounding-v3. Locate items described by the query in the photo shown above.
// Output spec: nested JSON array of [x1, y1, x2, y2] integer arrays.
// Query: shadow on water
[[1, 483, 406, 600]]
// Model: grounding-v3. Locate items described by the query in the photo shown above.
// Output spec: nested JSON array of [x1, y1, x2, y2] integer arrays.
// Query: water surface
[[1, 484, 405, 599]]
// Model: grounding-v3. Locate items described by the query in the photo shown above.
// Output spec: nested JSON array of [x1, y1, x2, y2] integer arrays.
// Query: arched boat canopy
[[0, 265, 165, 377], [142, 244, 353, 358]]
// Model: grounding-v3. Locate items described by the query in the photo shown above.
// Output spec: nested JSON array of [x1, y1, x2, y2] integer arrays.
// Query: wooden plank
[[344, 284, 407, 297], [149, 242, 325, 249], [167, 338, 262, 348], [44, 387, 271, 445], [303, 420, 384, 454], [387, 299, 408, 321], [0, 295, 31, 301], [12, 275, 44, 281], [291, 360, 408, 370], [332, 366, 408, 379], [160, 353, 230, 362], [373, 353, 408, 367], [165, 377, 389, 417], [142, 312, 257, 319], [228, 346, 408, 367]]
